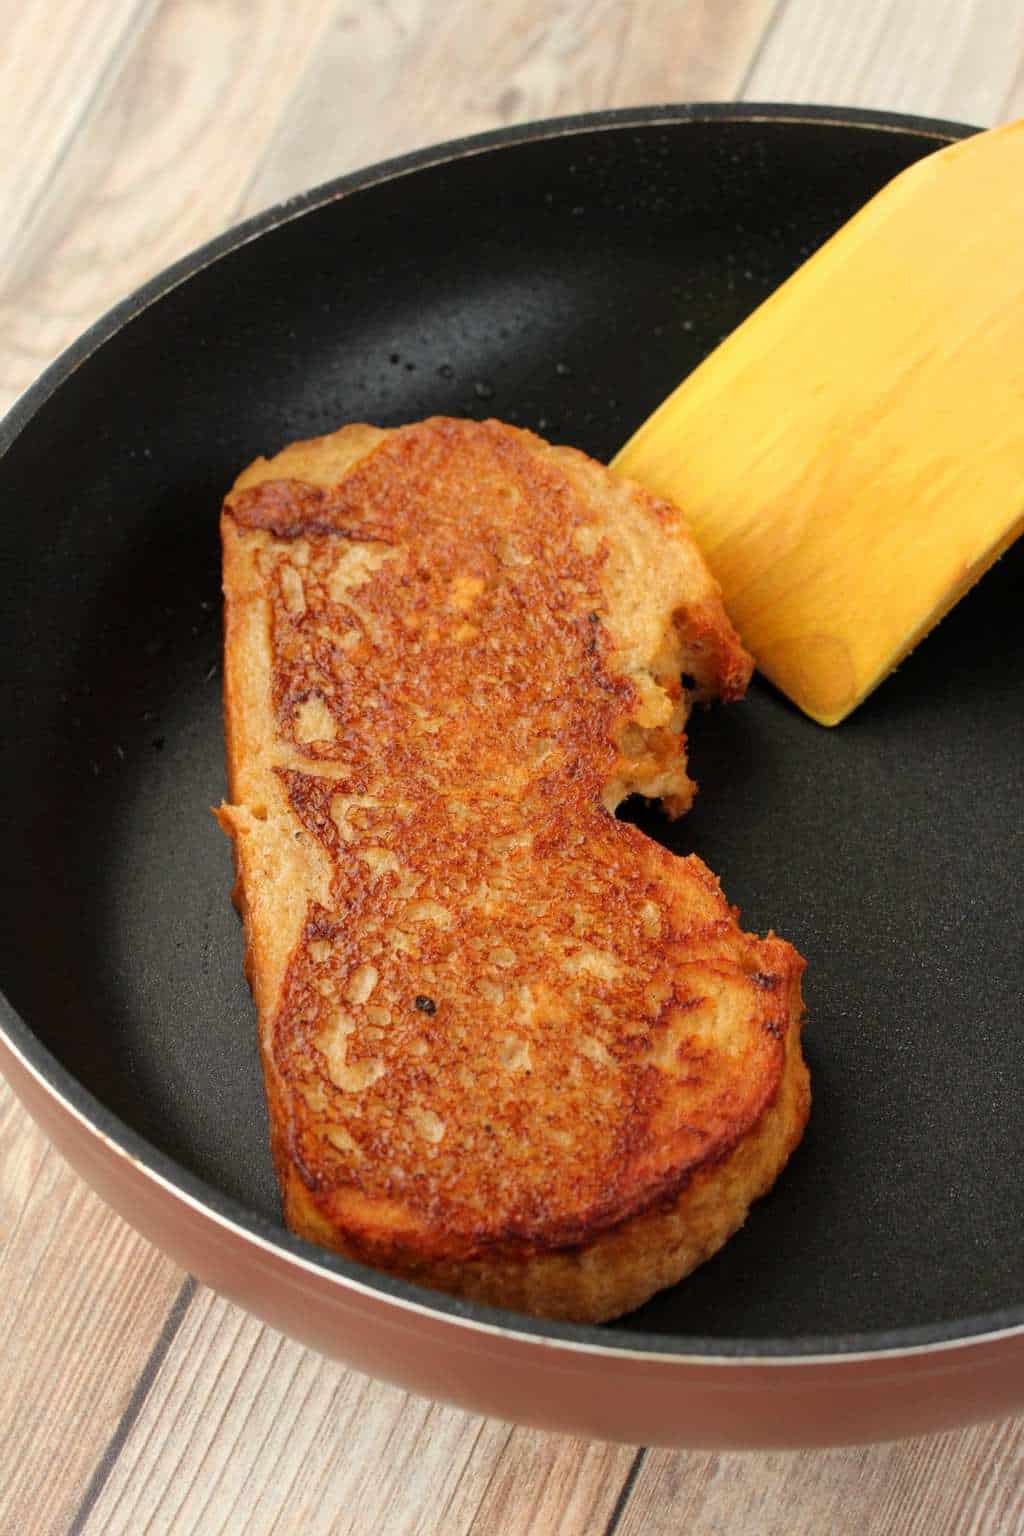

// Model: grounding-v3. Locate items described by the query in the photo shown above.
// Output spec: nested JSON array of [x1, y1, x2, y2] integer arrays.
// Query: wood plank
[[0, 0, 340, 415], [0, 1082, 188, 1536], [0, 0, 150, 273], [245, 0, 778, 213], [743, 0, 1024, 124], [462, 1429, 637, 1535], [615, 1419, 1024, 1536], [75, 1289, 635, 1535]]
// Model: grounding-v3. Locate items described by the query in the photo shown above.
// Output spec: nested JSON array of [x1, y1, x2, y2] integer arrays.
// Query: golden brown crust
[[218, 417, 808, 1321]]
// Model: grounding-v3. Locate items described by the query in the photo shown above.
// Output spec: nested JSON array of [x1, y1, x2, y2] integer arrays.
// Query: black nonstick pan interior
[[2, 106, 1021, 1350]]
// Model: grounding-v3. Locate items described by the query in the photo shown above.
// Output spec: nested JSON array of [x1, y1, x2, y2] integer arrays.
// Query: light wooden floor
[[3, 3, 1024, 1532]]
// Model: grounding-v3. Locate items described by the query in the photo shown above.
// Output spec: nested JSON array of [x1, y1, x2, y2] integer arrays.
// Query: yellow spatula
[[613, 118, 1024, 726]]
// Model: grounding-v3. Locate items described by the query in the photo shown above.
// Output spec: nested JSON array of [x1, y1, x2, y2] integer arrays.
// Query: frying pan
[[2, 104, 1022, 1451]]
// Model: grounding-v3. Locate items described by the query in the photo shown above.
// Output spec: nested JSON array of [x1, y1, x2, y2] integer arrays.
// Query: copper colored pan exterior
[[3, 1027, 1023, 1450]]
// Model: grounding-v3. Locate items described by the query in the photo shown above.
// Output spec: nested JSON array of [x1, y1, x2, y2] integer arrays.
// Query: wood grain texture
[[5, 2, 1024, 1534], [0, 0, 339, 414], [76, 1290, 636, 1535], [245, 0, 778, 212], [462, 1429, 638, 1535], [0, 1081, 186, 1536], [0, 0, 152, 273], [616, 1421, 1024, 1536], [743, 0, 1024, 123]]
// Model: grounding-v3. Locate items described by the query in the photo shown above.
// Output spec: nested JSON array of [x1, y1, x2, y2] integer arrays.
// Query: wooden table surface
[[3, 2, 1024, 1532]]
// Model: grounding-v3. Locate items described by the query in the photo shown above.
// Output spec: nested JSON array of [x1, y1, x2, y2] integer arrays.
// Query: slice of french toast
[[217, 416, 809, 1323]]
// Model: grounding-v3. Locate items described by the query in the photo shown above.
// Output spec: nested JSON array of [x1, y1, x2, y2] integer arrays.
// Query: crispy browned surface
[[218, 417, 808, 1321]]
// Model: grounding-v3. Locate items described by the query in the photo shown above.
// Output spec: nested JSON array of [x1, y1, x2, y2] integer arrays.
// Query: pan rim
[[4, 100, 1014, 1365], [5, 992, 1023, 1365], [0, 101, 975, 459]]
